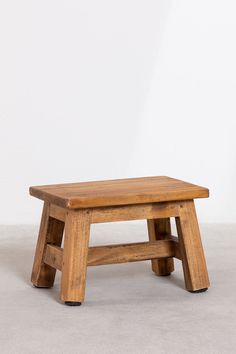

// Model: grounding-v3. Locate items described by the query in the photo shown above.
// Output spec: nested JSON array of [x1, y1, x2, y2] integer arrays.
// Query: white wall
[[0, 0, 235, 224]]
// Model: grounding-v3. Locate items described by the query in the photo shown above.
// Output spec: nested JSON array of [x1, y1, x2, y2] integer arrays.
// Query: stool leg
[[31, 202, 64, 288], [61, 210, 91, 306], [147, 218, 174, 276], [176, 200, 210, 292]]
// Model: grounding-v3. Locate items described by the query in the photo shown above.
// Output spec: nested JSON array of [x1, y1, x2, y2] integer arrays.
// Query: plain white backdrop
[[0, 0, 235, 224]]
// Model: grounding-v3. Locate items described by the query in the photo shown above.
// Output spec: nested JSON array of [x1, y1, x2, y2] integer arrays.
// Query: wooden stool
[[29, 176, 210, 306]]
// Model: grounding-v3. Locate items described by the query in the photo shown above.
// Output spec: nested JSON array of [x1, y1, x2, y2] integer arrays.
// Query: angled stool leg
[[61, 210, 91, 306], [147, 218, 174, 276], [31, 202, 64, 287], [176, 200, 210, 292]]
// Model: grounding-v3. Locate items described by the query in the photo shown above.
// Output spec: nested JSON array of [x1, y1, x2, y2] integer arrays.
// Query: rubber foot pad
[[188, 288, 208, 293], [65, 301, 82, 306]]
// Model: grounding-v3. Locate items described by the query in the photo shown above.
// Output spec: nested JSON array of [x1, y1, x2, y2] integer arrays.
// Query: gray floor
[[0, 222, 236, 354]]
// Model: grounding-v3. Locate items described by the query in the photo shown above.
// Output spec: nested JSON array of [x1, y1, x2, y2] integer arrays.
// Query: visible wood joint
[[31, 202, 64, 287], [168, 235, 182, 260], [43, 239, 181, 271], [49, 204, 66, 222], [31, 177, 209, 303], [44, 244, 63, 271], [88, 240, 175, 266]]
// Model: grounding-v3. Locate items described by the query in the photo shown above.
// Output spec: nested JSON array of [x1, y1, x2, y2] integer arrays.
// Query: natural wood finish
[[175, 200, 210, 291], [31, 202, 64, 287], [91, 202, 180, 223], [30, 176, 209, 304], [49, 204, 66, 222], [147, 218, 174, 275], [44, 244, 63, 271], [169, 235, 182, 260], [88, 240, 174, 266], [30, 176, 209, 209], [44, 240, 175, 270], [49, 201, 180, 224], [60, 210, 91, 303]]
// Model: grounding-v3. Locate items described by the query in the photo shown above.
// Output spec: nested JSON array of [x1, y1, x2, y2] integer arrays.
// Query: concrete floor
[[0, 222, 236, 354]]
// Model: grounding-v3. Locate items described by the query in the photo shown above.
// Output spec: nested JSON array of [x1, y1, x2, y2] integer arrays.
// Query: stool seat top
[[29, 176, 209, 209]]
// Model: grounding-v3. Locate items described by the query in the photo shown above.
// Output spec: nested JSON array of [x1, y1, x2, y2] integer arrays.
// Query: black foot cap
[[65, 301, 82, 306], [33, 285, 51, 289], [188, 288, 208, 293], [159, 273, 171, 277]]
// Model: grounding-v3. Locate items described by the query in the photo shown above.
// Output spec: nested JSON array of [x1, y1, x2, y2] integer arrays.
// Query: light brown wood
[[30, 176, 210, 304], [88, 240, 174, 266], [147, 218, 174, 275], [48, 201, 179, 224], [44, 240, 176, 270], [49, 204, 66, 222], [44, 244, 63, 271], [31, 202, 64, 287], [176, 200, 210, 291], [60, 210, 91, 303], [91, 201, 180, 223], [169, 235, 182, 260], [30, 176, 209, 209]]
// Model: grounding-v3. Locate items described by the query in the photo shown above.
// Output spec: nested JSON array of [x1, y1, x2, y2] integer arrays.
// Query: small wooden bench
[[30, 176, 210, 306]]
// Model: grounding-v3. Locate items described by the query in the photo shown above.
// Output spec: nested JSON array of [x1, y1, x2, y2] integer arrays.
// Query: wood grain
[[91, 202, 180, 223], [44, 244, 63, 271], [48, 201, 179, 224], [30, 176, 209, 209], [88, 240, 175, 266], [31, 202, 64, 287], [49, 204, 66, 222], [176, 200, 210, 291], [44, 240, 176, 270], [169, 235, 182, 260], [30, 177, 209, 304], [147, 218, 174, 275], [60, 210, 91, 303]]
